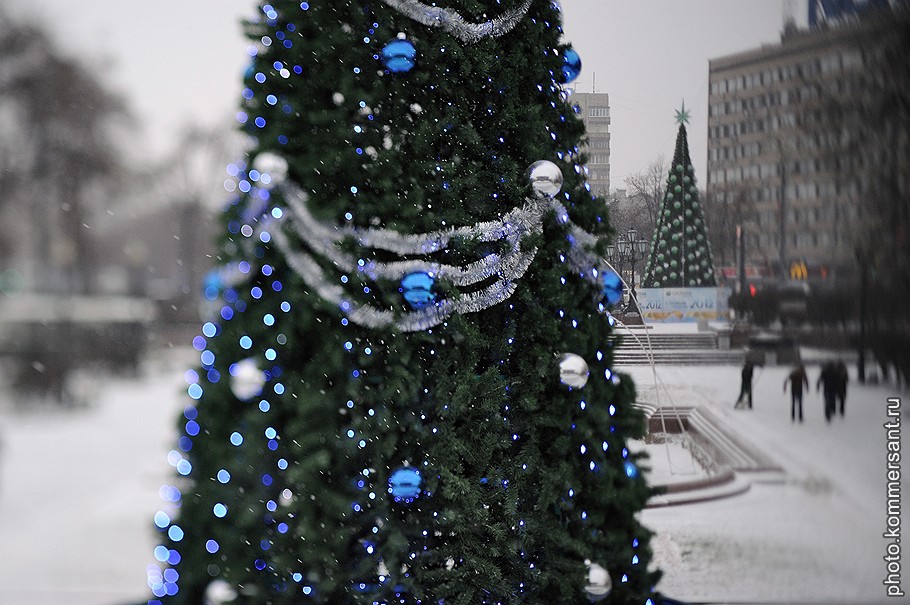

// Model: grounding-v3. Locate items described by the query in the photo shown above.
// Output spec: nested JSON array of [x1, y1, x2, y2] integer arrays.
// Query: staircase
[[611, 330, 744, 366]]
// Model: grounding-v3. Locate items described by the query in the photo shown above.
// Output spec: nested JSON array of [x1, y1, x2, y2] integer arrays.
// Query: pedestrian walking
[[817, 362, 839, 422], [784, 363, 809, 422], [735, 360, 755, 409], [835, 360, 849, 416]]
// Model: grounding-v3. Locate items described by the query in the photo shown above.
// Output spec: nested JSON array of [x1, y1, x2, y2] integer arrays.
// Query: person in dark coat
[[784, 364, 809, 422], [817, 362, 839, 422], [735, 361, 755, 409], [835, 360, 849, 416]]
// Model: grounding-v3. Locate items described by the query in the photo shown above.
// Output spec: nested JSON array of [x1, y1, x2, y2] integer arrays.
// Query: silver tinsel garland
[[380, 0, 532, 44], [270, 182, 608, 332]]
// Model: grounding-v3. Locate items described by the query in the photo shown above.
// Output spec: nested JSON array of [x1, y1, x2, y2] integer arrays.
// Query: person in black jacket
[[735, 361, 755, 409], [817, 362, 839, 422], [835, 360, 849, 416], [784, 364, 809, 422]]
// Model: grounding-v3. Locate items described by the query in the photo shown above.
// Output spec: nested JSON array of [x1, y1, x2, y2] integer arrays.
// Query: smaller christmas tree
[[641, 103, 716, 288]]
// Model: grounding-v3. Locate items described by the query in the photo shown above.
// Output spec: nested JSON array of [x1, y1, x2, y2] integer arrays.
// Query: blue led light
[[154, 511, 170, 528], [213, 503, 228, 518], [185, 421, 200, 436], [240, 336, 253, 350], [167, 525, 184, 541], [217, 469, 231, 483], [265, 427, 277, 439], [202, 322, 217, 337], [206, 540, 220, 553], [230, 432, 243, 446]]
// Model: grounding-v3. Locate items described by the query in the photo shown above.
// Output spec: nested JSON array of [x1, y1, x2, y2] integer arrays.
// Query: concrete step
[[614, 333, 718, 350], [612, 349, 744, 366]]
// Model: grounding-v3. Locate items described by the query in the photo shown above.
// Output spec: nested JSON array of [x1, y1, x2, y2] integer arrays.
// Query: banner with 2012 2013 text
[[634, 287, 731, 323]]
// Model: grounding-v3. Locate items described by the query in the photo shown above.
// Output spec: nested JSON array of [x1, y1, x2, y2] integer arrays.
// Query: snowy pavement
[[0, 348, 191, 605], [627, 361, 908, 604], [0, 344, 906, 604]]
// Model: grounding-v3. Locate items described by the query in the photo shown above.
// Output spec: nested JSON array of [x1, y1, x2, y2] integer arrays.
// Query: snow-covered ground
[[0, 342, 905, 604], [0, 348, 192, 605], [628, 360, 908, 604]]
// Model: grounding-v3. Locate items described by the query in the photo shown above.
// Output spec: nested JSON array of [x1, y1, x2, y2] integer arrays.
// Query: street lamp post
[[607, 228, 650, 308]]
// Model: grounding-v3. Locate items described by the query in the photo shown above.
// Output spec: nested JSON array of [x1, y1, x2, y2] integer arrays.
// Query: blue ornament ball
[[388, 467, 422, 503], [560, 47, 582, 84], [602, 270, 623, 306], [382, 38, 417, 73], [400, 271, 436, 309]]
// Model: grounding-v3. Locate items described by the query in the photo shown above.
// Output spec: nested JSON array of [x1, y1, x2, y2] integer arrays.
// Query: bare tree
[[623, 156, 666, 232], [0, 8, 130, 294]]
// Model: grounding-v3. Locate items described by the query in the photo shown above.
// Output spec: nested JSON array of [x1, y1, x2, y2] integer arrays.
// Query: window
[[588, 106, 609, 118]]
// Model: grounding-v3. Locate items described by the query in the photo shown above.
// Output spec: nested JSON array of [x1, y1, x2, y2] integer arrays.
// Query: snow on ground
[[625, 359, 908, 604], [0, 338, 906, 604], [0, 348, 192, 605]]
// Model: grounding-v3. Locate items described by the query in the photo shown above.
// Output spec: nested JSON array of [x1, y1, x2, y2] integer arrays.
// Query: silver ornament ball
[[558, 353, 589, 389], [528, 160, 563, 198], [230, 358, 266, 401]]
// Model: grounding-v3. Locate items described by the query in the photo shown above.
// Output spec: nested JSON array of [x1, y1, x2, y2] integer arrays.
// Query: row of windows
[[709, 50, 861, 96], [588, 154, 610, 165], [747, 230, 853, 253], [587, 136, 609, 150], [588, 106, 610, 118], [708, 113, 798, 139], [711, 181, 860, 208]]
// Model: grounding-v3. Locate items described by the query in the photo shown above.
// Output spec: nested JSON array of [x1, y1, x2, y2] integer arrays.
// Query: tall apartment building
[[571, 92, 611, 198], [706, 19, 879, 280]]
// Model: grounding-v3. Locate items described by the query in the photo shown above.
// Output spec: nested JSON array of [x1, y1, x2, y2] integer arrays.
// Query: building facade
[[571, 91, 611, 198], [706, 21, 877, 281]]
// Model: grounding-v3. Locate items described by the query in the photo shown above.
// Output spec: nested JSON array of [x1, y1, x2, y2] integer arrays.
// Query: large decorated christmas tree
[[641, 105, 716, 288], [148, 2, 659, 604]]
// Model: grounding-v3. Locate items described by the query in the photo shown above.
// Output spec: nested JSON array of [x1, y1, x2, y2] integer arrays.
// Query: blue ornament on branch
[[560, 47, 582, 84], [381, 38, 417, 73], [400, 271, 436, 309], [602, 270, 623, 306], [388, 467, 422, 503], [624, 461, 639, 478]]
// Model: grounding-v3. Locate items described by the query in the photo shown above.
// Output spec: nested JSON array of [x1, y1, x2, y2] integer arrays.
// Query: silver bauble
[[585, 560, 613, 601], [204, 579, 239, 605], [558, 353, 589, 388], [230, 358, 266, 401], [251, 152, 289, 182], [528, 160, 563, 198]]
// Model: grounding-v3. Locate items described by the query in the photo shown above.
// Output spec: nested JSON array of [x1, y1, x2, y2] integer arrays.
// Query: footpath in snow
[[625, 352, 908, 604]]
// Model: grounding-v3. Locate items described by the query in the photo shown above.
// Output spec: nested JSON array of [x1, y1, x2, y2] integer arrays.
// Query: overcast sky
[[7, 0, 804, 189]]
